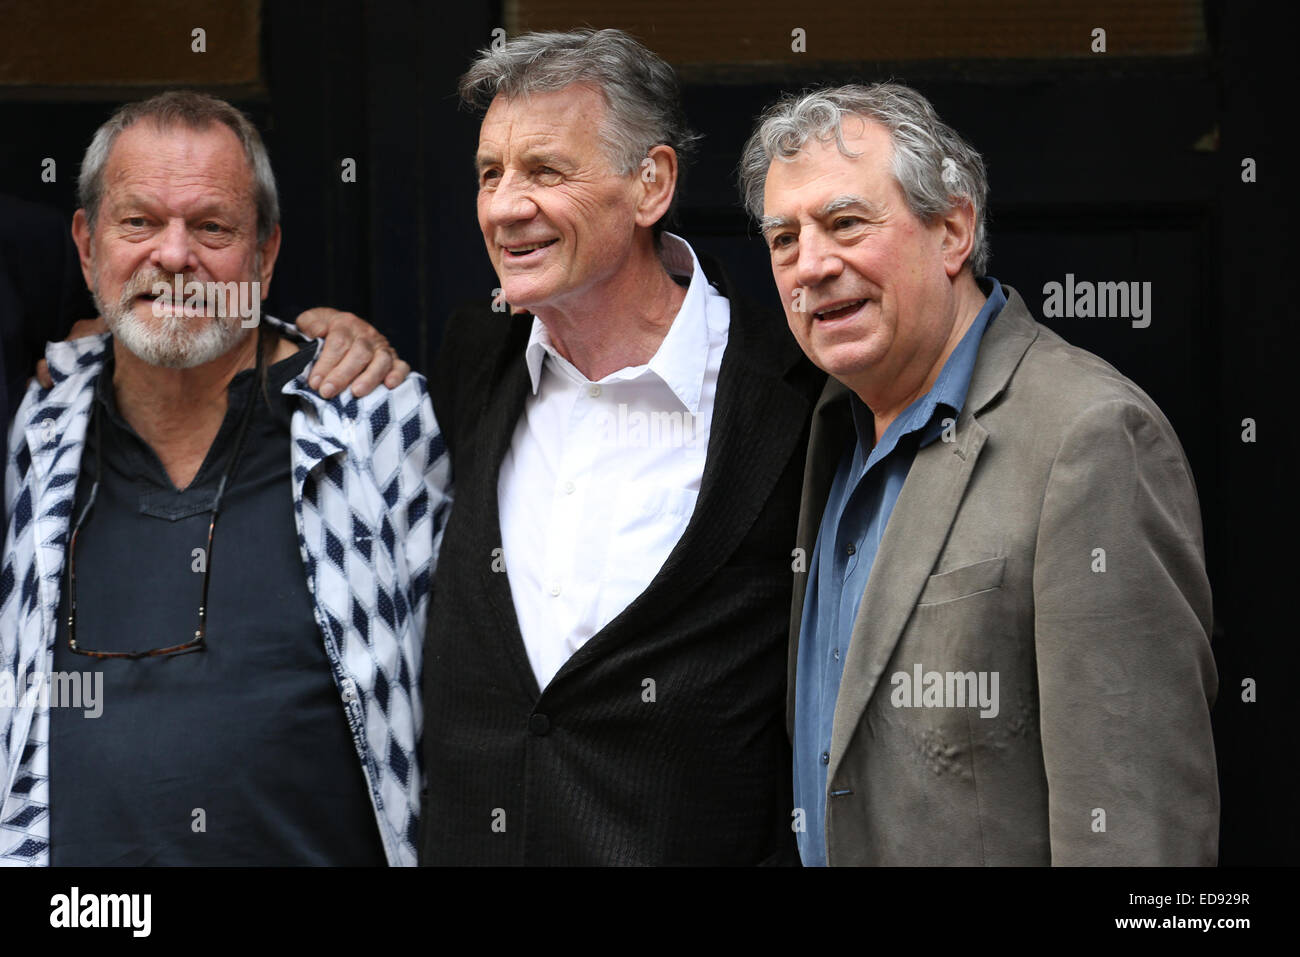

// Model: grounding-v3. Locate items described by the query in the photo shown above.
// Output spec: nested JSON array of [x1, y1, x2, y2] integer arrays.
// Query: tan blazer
[[788, 287, 1219, 865]]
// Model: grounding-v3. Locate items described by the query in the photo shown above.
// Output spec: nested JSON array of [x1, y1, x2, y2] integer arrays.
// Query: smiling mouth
[[813, 299, 868, 321], [504, 239, 558, 258], [135, 291, 205, 316], [136, 292, 172, 310]]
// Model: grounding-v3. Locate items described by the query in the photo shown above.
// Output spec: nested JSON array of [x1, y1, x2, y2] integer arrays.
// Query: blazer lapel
[[470, 318, 543, 697], [826, 287, 1039, 782]]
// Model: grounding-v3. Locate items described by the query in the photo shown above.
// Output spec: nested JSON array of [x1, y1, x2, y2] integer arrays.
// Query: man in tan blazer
[[739, 83, 1219, 865]]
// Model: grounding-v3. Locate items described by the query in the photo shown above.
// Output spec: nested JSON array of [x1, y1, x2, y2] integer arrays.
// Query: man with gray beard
[[0, 91, 449, 866]]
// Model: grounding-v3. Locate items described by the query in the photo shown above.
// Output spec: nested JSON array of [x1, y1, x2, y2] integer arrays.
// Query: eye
[[200, 222, 226, 234], [832, 215, 862, 230], [124, 216, 148, 228], [536, 166, 561, 184], [769, 233, 795, 251]]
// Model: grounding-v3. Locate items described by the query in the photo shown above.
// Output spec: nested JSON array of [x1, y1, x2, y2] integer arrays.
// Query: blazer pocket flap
[[917, 556, 1005, 605]]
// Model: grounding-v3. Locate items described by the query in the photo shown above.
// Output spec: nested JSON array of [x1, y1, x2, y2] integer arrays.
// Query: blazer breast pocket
[[916, 556, 1005, 606]]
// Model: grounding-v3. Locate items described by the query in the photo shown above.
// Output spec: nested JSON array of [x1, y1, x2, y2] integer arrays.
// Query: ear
[[633, 144, 678, 231], [71, 209, 94, 289], [256, 223, 282, 298], [938, 197, 977, 278]]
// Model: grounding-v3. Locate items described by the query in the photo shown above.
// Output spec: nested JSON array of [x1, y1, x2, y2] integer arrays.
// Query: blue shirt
[[793, 278, 1006, 866]]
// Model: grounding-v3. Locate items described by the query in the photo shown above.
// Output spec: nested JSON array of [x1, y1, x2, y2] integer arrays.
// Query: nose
[[151, 218, 198, 275], [794, 228, 843, 290], [483, 170, 539, 230]]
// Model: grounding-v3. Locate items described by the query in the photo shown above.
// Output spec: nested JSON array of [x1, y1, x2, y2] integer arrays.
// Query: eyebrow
[[760, 194, 883, 237], [821, 194, 880, 217], [474, 149, 572, 172], [112, 192, 240, 220], [522, 149, 569, 168]]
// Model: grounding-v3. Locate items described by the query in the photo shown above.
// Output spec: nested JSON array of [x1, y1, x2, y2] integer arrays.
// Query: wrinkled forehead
[[762, 120, 898, 212], [104, 119, 255, 197], [476, 85, 608, 154]]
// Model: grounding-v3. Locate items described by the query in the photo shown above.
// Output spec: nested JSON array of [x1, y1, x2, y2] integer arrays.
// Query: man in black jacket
[[421, 28, 823, 864]]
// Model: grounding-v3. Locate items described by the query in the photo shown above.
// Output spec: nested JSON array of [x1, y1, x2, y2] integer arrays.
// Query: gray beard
[[92, 263, 253, 369]]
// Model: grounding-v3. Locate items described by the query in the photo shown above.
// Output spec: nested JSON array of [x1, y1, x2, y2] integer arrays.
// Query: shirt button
[[833, 648, 840, 661], [845, 543, 857, 556], [563, 480, 575, 495], [341, 678, 358, 704], [588, 384, 601, 398], [821, 751, 830, 765], [529, 713, 551, 736], [549, 582, 562, 597]]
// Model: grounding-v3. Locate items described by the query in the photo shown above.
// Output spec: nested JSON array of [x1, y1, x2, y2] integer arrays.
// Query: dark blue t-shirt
[[49, 336, 386, 865]]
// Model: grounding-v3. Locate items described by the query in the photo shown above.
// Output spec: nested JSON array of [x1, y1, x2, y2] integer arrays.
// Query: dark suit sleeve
[[429, 307, 469, 459], [1032, 397, 1219, 865]]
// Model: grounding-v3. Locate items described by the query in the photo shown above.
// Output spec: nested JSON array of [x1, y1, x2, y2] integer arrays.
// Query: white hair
[[739, 82, 991, 275]]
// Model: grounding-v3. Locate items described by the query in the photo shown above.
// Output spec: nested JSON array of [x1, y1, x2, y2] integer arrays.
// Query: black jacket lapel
[[468, 315, 544, 698]]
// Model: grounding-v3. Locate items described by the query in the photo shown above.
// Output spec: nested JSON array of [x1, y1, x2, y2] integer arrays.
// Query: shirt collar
[[851, 276, 1007, 463], [522, 232, 717, 414]]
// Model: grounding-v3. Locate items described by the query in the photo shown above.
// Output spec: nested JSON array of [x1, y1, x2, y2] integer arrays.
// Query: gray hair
[[739, 83, 990, 276], [78, 90, 280, 244], [459, 28, 701, 240]]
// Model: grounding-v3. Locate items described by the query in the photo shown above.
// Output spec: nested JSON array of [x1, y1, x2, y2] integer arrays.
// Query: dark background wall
[[0, 0, 1293, 864]]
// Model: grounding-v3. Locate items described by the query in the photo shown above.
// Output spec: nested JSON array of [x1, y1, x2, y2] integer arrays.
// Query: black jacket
[[421, 257, 823, 864]]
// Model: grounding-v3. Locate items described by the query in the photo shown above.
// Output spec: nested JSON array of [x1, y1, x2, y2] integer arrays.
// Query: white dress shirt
[[497, 233, 731, 690]]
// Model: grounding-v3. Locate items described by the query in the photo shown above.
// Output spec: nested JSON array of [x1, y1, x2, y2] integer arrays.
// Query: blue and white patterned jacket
[[0, 320, 450, 866]]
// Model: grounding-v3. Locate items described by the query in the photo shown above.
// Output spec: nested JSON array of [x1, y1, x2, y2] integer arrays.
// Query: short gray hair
[[78, 90, 280, 244], [459, 28, 701, 240], [739, 83, 990, 276]]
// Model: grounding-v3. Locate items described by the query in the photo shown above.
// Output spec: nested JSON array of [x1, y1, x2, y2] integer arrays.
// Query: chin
[[501, 286, 557, 316], [108, 310, 250, 369], [811, 344, 879, 383], [497, 278, 535, 308]]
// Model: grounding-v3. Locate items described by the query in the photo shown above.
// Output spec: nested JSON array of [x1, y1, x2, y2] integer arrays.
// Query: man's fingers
[[295, 307, 353, 340], [383, 358, 412, 391], [346, 346, 398, 399], [36, 358, 52, 390], [307, 327, 356, 393], [298, 307, 360, 390], [318, 339, 377, 399], [294, 306, 411, 397]]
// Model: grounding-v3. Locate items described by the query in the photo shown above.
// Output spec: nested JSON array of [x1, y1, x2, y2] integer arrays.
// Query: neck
[[856, 273, 988, 445], [533, 240, 688, 381], [111, 328, 291, 490]]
